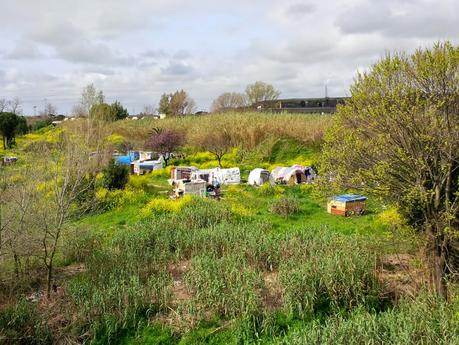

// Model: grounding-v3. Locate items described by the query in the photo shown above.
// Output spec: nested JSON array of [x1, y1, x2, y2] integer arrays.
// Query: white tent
[[248, 168, 274, 186], [271, 166, 307, 185]]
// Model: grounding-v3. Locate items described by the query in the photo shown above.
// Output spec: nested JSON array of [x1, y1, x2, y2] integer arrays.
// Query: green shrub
[[102, 159, 129, 190], [270, 197, 301, 218], [173, 198, 233, 229]]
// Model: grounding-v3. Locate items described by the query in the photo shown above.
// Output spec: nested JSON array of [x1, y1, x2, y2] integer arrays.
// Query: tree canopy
[[79, 84, 105, 116], [211, 92, 247, 112], [158, 90, 196, 116], [89, 101, 129, 122], [245, 81, 280, 105], [199, 130, 233, 168], [0, 112, 20, 149], [322, 42, 459, 298], [144, 128, 184, 166]]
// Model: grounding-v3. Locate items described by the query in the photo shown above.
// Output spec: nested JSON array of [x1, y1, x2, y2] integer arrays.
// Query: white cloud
[[0, 0, 457, 113]]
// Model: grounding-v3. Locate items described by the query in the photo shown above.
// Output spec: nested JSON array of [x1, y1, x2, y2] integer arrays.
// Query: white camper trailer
[[191, 167, 240, 187]]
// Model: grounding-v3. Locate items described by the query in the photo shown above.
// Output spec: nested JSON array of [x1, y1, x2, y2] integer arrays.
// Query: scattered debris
[[1, 156, 18, 166]]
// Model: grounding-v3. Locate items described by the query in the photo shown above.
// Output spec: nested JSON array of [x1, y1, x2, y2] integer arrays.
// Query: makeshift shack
[[174, 179, 207, 198], [132, 158, 163, 175], [248, 168, 274, 186], [168, 166, 198, 185], [271, 166, 307, 185], [116, 151, 140, 165], [327, 194, 367, 217]]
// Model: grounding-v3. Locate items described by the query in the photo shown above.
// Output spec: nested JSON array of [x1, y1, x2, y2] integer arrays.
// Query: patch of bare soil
[[378, 253, 428, 301], [168, 260, 192, 303], [55, 263, 86, 280], [262, 271, 284, 310]]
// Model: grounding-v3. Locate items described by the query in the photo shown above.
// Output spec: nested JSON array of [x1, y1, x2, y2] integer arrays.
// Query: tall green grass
[[275, 294, 459, 345], [0, 298, 52, 345]]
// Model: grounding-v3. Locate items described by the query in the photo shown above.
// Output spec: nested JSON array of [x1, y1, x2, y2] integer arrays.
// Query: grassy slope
[[77, 137, 392, 240], [2, 116, 426, 344]]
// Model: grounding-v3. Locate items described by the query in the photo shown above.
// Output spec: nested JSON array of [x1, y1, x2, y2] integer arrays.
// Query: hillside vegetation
[[0, 112, 457, 344]]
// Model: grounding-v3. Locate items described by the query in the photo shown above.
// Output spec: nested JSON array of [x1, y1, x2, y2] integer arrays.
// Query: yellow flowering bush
[[106, 134, 125, 146], [96, 187, 145, 209], [376, 207, 405, 229], [230, 203, 253, 217], [141, 195, 193, 217]]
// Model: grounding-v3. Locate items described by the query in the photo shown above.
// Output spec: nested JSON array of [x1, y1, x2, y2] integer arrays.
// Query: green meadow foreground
[[1, 113, 458, 344]]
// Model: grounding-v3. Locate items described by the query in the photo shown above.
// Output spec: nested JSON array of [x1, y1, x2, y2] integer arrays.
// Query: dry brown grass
[[110, 112, 332, 149]]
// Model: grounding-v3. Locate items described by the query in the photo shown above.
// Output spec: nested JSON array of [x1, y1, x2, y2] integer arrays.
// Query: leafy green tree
[[15, 116, 29, 135], [90, 101, 129, 121], [89, 103, 112, 121], [0, 112, 19, 149], [110, 101, 129, 120], [245, 81, 280, 105], [158, 93, 171, 115], [322, 42, 459, 298]]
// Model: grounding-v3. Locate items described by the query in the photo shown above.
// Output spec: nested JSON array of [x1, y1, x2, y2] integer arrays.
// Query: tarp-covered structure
[[191, 167, 241, 187], [248, 168, 274, 186], [327, 194, 367, 217], [271, 165, 316, 184]]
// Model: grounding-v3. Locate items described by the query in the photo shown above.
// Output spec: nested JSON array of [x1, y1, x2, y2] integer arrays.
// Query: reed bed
[[111, 112, 332, 149]]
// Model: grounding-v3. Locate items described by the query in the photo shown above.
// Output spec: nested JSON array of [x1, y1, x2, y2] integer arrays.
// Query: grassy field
[[0, 114, 456, 344]]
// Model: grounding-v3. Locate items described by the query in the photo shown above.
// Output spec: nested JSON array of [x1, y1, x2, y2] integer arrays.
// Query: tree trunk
[[217, 156, 222, 168], [13, 253, 20, 279], [429, 225, 448, 299], [46, 263, 53, 299]]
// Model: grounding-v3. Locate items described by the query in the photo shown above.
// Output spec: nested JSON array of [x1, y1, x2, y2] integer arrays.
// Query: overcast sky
[[1, 0, 458, 115]]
